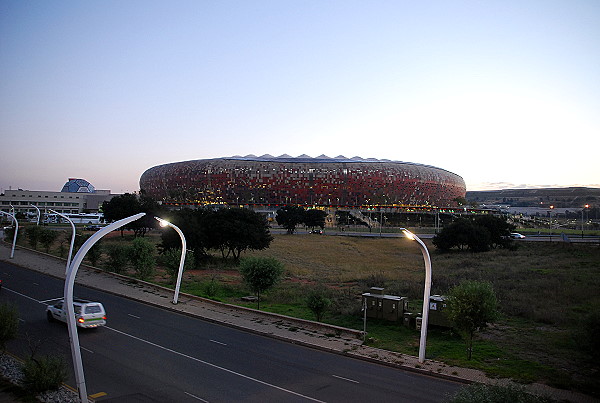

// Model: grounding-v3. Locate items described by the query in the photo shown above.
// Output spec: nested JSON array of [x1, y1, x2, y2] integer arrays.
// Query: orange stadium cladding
[[139, 155, 466, 209]]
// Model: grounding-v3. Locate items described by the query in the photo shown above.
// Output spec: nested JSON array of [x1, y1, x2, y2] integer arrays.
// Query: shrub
[[106, 243, 131, 274], [0, 303, 19, 350], [445, 382, 556, 403], [130, 237, 156, 279], [22, 355, 68, 393], [239, 256, 284, 309], [306, 286, 331, 322]]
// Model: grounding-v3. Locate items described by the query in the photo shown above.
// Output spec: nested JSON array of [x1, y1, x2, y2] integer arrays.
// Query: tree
[[0, 303, 19, 350], [205, 208, 273, 260], [276, 206, 306, 234], [432, 217, 511, 252], [130, 237, 156, 279], [446, 280, 499, 360], [306, 285, 331, 322], [239, 256, 284, 309], [473, 215, 515, 249], [304, 209, 327, 231], [87, 239, 103, 267], [102, 193, 161, 237]]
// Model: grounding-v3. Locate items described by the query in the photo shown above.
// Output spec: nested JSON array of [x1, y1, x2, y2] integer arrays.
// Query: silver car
[[47, 298, 107, 328]]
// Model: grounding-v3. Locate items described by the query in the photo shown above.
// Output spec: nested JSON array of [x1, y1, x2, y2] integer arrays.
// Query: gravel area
[[0, 353, 80, 402]]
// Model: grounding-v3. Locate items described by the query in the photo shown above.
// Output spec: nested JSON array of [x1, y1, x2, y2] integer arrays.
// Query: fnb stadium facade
[[140, 155, 466, 208]]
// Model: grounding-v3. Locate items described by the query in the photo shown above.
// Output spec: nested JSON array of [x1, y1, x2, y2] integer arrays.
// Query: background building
[[0, 178, 115, 216], [140, 155, 466, 208]]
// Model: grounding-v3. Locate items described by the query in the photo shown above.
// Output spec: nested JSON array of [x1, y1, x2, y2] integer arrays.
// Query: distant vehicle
[[47, 298, 107, 328], [84, 225, 104, 231], [510, 233, 526, 239], [310, 229, 323, 234]]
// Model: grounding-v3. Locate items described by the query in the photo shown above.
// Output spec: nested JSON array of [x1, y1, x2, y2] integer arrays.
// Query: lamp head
[[402, 228, 415, 240], [154, 216, 170, 227]]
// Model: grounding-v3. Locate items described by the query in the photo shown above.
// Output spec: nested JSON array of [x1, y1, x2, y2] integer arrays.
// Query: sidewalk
[[1, 242, 596, 403]]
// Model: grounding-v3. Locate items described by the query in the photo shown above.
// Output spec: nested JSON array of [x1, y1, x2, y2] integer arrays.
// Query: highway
[[1, 261, 461, 402]]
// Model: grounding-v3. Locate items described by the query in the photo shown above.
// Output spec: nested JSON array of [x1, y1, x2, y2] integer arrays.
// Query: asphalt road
[[1, 262, 461, 402]]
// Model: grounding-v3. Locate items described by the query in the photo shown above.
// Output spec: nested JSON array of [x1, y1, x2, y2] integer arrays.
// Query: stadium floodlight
[[402, 229, 432, 363], [155, 217, 187, 304]]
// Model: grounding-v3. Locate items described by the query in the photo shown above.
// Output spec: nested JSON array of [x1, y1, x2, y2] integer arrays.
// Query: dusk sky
[[1, 1, 599, 194]]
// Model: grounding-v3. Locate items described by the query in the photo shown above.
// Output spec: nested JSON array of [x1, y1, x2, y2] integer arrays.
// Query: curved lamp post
[[402, 229, 432, 363], [0, 210, 18, 258], [29, 204, 41, 225], [50, 210, 75, 274], [154, 217, 187, 304], [65, 212, 145, 403]]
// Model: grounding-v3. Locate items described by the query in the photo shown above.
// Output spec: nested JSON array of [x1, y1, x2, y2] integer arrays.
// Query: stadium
[[139, 155, 466, 209]]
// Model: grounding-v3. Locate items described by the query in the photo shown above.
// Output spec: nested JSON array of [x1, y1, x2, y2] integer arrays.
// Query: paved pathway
[[0, 241, 596, 402]]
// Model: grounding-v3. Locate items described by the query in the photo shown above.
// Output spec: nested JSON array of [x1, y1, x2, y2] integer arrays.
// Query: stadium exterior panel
[[139, 155, 466, 208]]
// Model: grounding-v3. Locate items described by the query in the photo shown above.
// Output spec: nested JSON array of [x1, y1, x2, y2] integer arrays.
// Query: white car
[[510, 232, 526, 239], [47, 298, 107, 328]]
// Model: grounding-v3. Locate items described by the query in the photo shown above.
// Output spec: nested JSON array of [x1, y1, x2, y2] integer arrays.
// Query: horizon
[[1, 1, 599, 193]]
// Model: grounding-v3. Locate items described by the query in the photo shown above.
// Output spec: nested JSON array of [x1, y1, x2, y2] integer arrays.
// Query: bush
[[106, 243, 131, 274], [445, 382, 556, 403], [130, 237, 156, 279], [0, 303, 19, 350], [239, 256, 284, 309], [306, 286, 331, 322], [22, 355, 68, 393]]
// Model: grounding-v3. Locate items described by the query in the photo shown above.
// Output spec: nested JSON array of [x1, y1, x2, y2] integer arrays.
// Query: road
[[1, 261, 460, 402]]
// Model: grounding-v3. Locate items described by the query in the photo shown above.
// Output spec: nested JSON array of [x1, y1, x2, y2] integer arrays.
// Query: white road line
[[184, 391, 209, 402], [209, 339, 227, 346], [105, 326, 325, 402], [332, 375, 359, 384], [128, 314, 141, 319], [81, 346, 94, 354], [3, 287, 43, 303], [40, 297, 62, 303]]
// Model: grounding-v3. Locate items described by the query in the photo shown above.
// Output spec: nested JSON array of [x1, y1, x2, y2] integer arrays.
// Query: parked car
[[84, 225, 104, 231], [47, 298, 107, 328], [510, 232, 526, 239], [310, 229, 323, 234]]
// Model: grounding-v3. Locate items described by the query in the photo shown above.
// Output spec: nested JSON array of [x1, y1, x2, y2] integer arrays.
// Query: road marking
[[106, 326, 325, 402], [33, 282, 39, 286], [81, 346, 94, 354], [332, 375, 359, 384], [89, 392, 107, 399], [209, 339, 227, 346], [128, 313, 141, 319], [3, 287, 43, 303], [184, 391, 209, 402], [40, 297, 63, 303]]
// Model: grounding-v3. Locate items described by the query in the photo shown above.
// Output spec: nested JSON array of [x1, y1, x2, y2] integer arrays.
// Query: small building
[[362, 287, 408, 322]]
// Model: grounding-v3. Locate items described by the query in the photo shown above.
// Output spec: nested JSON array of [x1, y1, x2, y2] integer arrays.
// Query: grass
[[7, 225, 600, 396]]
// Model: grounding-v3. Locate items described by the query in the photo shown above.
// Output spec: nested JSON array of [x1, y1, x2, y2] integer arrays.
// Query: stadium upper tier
[[139, 155, 466, 207]]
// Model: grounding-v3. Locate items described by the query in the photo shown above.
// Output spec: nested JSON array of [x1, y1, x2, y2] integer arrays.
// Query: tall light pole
[[64, 213, 145, 403], [29, 204, 41, 225], [50, 210, 76, 274], [0, 210, 18, 258], [155, 217, 187, 304], [402, 229, 432, 363]]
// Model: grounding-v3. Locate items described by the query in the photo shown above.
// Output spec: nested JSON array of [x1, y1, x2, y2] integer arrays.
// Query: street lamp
[[64, 213, 145, 403], [50, 210, 75, 274], [29, 204, 41, 225], [155, 217, 187, 304], [0, 210, 18, 258], [402, 228, 432, 363]]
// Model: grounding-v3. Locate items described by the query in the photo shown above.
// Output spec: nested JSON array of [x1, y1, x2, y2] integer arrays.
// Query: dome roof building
[[140, 155, 466, 208]]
